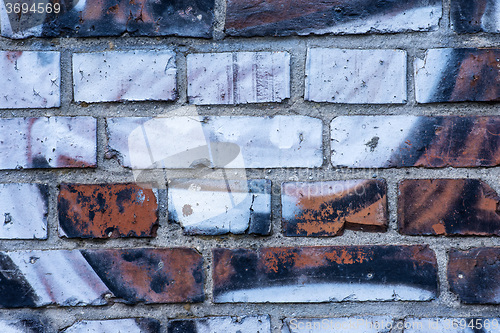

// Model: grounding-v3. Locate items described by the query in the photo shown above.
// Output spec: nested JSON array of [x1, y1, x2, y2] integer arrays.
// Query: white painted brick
[[0, 51, 60, 109], [187, 52, 290, 104], [0, 184, 48, 239], [169, 316, 271, 333], [305, 48, 407, 104], [107, 116, 322, 169], [63, 319, 159, 333], [73, 50, 177, 103], [282, 316, 393, 333], [0, 117, 97, 169]]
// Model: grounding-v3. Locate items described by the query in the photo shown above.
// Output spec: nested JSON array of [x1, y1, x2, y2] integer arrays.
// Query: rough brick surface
[[0, 51, 60, 108], [187, 52, 290, 105], [331, 116, 500, 168], [213, 245, 438, 303], [0, 184, 48, 239], [0, 248, 203, 308], [451, 0, 500, 33], [282, 180, 387, 236], [168, 316, 271, 333], [1, 0, 214, 39], [107, 116, 323, 169], [305, 49, 407, 104], [73, 51, 177, 103], [403, 317, 500, 332], [0, 117, 97, 170], [63, 319, 161, 333], [58, 183, 158, 239], [225, 0, 441, 36], [282, 317, 393, 333], [448, 248, 500, 304], [415, 49, 500, 103], [168, 179, 271, 235], [399, 179, 500, 236]]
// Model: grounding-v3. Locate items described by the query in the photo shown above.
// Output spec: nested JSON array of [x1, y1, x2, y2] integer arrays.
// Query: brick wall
[[0, 0, 499, 332]]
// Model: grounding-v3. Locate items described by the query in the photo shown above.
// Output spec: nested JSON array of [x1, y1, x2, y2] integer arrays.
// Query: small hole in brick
[[458, 274, 464, 279]]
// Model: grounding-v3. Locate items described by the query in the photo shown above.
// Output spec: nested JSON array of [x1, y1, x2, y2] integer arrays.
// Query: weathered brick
[[0, 51, 60, 108], [0, 184, 48, 239], [187, 52, 290, 104], [1, 0, 214, 39], [451, 0, 500, 33], [73, 51, 176, 103], [282, 180, 387, 236], [403, 317, 500, 332], [0, 317, 54, 333], [305, 49, 407, 104], [63, 318, 161, 333], [0, 248, 203, 308], [107, 116, 322, 169], [225, 0, 441, 36], [58, 184, 158, 239], [282, 317, 393, 333], [399, 179, 500, 236], [0, 117, 97, 170], [168, 316, 271, 333], [415, 49, 500, 103], [168, 179, 271, 235], [331, 116, 500, 168], [213, 245, 438, 303], [448, 247, 500, 304]]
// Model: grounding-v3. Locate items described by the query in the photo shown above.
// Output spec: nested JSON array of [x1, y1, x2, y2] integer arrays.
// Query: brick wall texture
[[0, 0, 499, 332]]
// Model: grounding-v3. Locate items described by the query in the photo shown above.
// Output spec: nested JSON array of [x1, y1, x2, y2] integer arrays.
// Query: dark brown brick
[[225, 0, 441, 37], [399, 179, 500, 236], [58, 184, 158, 239], [213, 245, 438, 303], [3, 0, 214, 38], [451, 0, 500, 33], [82, 248, 204, 304], [282, 180, 387, 236], [448, 248, 500, 304]]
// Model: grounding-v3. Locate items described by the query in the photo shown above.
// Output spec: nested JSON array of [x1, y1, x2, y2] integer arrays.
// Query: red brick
[[58, 184, 158, 238], [448, 248, 500, 304], [399, 179, 500, 236], [282, 180, 387, 236]]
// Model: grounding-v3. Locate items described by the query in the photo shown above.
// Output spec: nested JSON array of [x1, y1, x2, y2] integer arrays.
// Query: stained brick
[[187, 52, 290, 105], [107, 116, 322, 169], [0, 317, 54, 333], [63, 319, 160, 333], [451, 0, 500, 33], [73, 51, 176, 103], [225, 0, 441, 36], [0, 51, 60, 109], [305, 49, 407, 104], [282, 317, 393, 333], [399, 179, 500, 236], [282, 180, 387, 236], [168, 179, 271, 235], [448, 247, 500, 304], [1, 0, 214, 39], [213, 245, 438, 303], [168, 316, 271, 333], [0, 117, 97, 170], [415, 49, 500, 103], [403, 317, 500, 332], [330, 116, 500, 168], [0, 248, 203, 308], [58, 184, 158, 239], [0, 184, 48, 239]]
